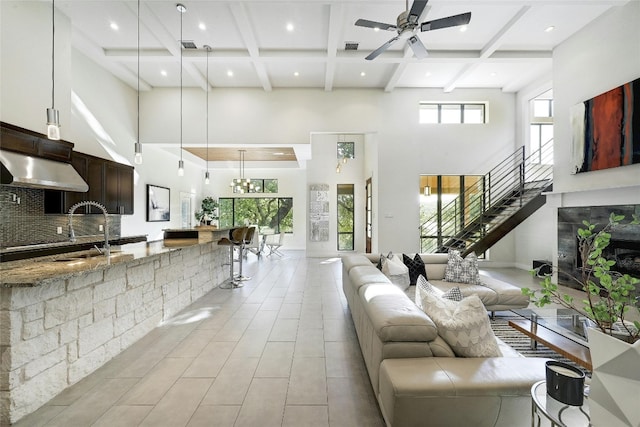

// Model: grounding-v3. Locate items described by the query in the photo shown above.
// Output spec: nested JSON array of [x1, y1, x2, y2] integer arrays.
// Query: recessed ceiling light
[[425, 72, 432, 77], [227, 70, 234, 77], [545, 26, 555, 33], [286, 22, 294, 32], [273, 152, 286, 156], [293, 71, 299, 77], [374, 27, 380, 32], [490, 72, 497, 77], [198, 22, 206, 31], [360, 71, 366, 77], [459, 25, 467, 32], [110, 22, 119, 31], [160, 70, 168, 77]]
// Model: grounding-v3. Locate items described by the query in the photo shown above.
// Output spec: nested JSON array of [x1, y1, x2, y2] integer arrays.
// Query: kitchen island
[[0, 236, 230, 424]]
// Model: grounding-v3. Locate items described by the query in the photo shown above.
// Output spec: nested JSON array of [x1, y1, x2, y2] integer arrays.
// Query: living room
[[1, 1, 639, 425]]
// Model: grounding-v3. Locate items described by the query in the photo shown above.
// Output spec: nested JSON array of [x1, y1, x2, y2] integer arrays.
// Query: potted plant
[[522, 212, 640, 343], [523, 213, 640, 426], [195, 196, 219, 226]]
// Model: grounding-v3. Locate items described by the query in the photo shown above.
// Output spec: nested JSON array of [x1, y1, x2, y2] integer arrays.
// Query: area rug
[[490, 313, 591, 376]]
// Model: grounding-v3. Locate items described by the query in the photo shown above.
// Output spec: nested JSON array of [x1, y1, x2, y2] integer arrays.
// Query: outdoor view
[[219, 197, 293, 233]]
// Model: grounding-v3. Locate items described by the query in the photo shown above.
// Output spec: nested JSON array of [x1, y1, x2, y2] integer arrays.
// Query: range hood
[[0, 150, 88, 192]]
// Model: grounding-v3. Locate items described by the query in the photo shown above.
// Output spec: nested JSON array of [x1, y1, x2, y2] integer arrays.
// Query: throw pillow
[[402, 253, 427, 286], [414, 275, 462, 310], [444, 250, 482, 285], [377, 251, 394, 270], [381, 254, 410, 291], [420, 292, 501, 357]]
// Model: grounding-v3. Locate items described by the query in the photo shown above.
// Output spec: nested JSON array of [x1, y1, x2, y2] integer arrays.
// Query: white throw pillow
[[415, 275, 462, 310], [420, 292, 501, 357], [381, 254, 410, 291], [444, 250, 482, 285]]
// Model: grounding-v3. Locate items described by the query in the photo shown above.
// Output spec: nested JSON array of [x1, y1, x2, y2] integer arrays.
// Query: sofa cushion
[[342, 254, 375, 273], [378, 357, 550, 427], [402, 253, 427, 285], [360, 285, 439, 343], [381, 254, 410, 290], [430, 280, 500, 307], [444, 250, 481, 285], [420, 292, 501, 357], [349, 265, 391, 291]]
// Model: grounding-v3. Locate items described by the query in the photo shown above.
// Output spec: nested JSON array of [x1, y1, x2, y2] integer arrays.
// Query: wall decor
[[147, 184, 170, 222], [571, 77, 640, 173], [309, 183, 329, 242]]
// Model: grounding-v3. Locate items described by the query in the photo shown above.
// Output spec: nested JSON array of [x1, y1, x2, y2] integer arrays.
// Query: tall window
[[419, 103, 487, 124], [529, 90, 553, 164], [337, 184, 354, 251], [219, 197, 293, 233]]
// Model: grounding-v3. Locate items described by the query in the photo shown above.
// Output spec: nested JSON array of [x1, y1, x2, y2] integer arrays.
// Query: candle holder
[[545, 361, 585, 406]]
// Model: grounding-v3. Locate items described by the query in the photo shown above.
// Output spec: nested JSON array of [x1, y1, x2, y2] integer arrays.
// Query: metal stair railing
[[420, 138, 553, 253]]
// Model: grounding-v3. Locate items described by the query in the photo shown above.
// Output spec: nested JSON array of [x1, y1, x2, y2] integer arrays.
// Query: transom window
[[419, 103, 487, 124]]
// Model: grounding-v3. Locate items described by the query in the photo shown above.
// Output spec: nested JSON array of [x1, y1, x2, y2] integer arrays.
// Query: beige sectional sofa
[[342, 253, 549, 427]]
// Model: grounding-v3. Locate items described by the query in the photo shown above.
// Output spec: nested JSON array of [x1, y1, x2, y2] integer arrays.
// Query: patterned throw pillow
[[381, 254, 410, 290], [444, 250, 482, 285], [377, 251, 394, 270], [402, 253, 427, 286], [420, 292, 501, 358], [415, 275, 462, 310]]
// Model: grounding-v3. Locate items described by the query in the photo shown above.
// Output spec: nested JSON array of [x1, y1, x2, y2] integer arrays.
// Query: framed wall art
[[147, 184, 170, 222]]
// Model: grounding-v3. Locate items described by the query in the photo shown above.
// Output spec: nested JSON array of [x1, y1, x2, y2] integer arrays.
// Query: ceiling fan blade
[[408, 36, 428, 59], [365, 36, 400, 60], [408, 0, 429, 24], [421, 12, 471, 32], [355, 19, 397, 32]]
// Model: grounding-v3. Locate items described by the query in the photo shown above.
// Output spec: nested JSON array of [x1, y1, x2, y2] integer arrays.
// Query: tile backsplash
[[0, 186, 121, 248]]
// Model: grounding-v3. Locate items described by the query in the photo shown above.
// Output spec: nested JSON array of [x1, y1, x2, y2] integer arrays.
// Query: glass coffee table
[[509, 308, 592, 371], [531, 380, 590, 427]]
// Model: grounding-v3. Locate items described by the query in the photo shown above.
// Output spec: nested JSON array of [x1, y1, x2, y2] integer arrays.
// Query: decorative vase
[[586, 327, 640, 427]]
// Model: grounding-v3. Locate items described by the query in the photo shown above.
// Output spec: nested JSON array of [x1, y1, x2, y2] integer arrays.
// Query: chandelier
[[230, 150, 260, 193]]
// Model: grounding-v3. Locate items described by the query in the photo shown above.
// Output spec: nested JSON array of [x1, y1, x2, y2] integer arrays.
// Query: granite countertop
[[0, 239, 204, 288]]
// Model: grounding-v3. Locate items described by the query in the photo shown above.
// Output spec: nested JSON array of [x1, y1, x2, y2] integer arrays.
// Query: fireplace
[[557, 205, 640, 295]]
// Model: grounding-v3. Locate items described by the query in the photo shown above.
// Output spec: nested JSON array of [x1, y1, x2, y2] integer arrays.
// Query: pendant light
[[46, 0, 60, 140], [133, 0, 143, 164], [177, 3, 186, 177], [204, 45, 211, 185], [230, 150, 256, 193]]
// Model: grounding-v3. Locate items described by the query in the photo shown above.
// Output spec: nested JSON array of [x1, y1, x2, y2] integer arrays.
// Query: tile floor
[[14, 251, 386, 427]]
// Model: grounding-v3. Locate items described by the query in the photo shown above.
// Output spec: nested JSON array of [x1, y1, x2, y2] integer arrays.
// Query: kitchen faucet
[[68, 201, 110, 257]]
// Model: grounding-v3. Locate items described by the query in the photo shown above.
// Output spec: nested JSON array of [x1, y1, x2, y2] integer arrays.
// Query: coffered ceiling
[[51, 0, 628, 163]]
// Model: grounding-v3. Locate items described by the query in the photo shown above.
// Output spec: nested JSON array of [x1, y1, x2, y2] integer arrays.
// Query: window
[[529, 90, 554, 164], [219, 197, 293, 233], [419, 103, 487, 124], [337, 184, 354, 251]]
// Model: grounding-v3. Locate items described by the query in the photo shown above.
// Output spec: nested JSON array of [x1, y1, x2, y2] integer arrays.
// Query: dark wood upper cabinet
[[43, 151, 133, 215], [1, 122, 73, 162]]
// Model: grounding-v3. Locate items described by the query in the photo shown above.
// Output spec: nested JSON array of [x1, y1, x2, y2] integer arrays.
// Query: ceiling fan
[[355, 0, 471, 60]]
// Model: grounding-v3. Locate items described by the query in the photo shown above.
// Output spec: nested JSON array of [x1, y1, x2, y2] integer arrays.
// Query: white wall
[[514, 0, 640, 271], [143, 87, 518, 254]]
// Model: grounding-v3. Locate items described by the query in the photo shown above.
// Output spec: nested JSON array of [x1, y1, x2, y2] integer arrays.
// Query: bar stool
[[237, 226, 256, 281], [218, 227, 247, 289]]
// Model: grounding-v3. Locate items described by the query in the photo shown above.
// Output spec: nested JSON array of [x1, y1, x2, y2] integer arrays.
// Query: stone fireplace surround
[[557, 204, 640, 293]]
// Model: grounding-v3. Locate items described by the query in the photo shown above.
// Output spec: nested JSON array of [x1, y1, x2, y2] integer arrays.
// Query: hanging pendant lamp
[[134, 0, 143, 164], [46, 0, 60, 140], [204, 45, 211, 185], [177, 3, 186, 176]]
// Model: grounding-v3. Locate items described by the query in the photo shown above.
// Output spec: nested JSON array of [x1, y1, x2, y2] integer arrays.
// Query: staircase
[[420, 140, 553, 256]]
